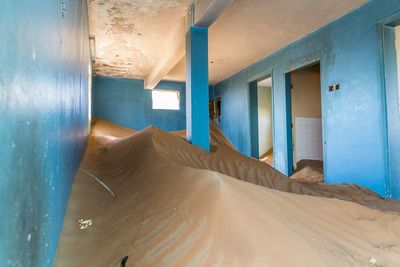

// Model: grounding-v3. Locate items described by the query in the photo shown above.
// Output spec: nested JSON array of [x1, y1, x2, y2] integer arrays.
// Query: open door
[[383, 22, 400, 198]]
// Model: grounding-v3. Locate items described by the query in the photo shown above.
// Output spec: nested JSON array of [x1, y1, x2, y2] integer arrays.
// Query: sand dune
[[55, 119, 400, 266]]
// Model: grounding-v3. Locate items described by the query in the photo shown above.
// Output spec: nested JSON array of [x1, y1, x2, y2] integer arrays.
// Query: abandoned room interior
[[2, 0, 400, 266]]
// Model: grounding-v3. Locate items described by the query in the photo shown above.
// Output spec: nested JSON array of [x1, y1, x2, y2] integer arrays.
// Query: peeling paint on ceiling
[[89, 0, 368, 84], [88, 0, 189, 78]]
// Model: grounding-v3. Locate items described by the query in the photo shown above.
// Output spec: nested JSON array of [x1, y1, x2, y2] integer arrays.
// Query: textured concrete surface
[[88, 0, 189, 78], [88, 0, 367, 84]]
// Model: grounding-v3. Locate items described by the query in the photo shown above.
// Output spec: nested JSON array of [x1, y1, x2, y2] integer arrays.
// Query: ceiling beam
[[144, 17, 187, 89], [144, 0, 233, 89], [194, 0, 234, 28]]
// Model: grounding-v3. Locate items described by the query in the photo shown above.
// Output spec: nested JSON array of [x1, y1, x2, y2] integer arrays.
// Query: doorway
[[257, 77, 274, 166], [382, 16, 400, 199], [286, 63, 324, 183], [249, 75, 274, 166]]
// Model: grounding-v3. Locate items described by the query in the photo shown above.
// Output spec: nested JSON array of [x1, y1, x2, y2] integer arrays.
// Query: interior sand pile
[[55, 119, 400, 266], [291, 160, 324, 183]]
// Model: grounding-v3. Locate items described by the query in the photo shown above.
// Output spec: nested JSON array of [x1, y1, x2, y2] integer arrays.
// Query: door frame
[[248, 72, 275, 164], [284, 60, 324, 176], [378, 11, 400, 198]]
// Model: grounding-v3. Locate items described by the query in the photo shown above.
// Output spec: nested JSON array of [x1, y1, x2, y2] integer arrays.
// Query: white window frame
[[151, 89, 180, 110]]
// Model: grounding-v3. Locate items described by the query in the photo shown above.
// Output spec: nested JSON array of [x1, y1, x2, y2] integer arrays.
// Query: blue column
[[186, 26, 210, 151], [249, 81, 259, 158], [285, 73, 294, 176]]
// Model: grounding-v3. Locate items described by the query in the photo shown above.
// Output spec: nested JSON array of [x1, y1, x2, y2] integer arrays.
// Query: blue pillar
[[186, 26, 210, 151], [249, 81, 259, 158], [285, 73, 294, 176]]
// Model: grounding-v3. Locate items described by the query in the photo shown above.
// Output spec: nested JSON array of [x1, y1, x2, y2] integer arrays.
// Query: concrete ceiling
[[89, 0, 368, 84], [88, 0, 190, 78]]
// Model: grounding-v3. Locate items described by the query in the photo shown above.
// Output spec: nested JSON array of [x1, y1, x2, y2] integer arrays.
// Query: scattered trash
[[78, 219, 93, 230], [370, 257, 377, 265], [121, 256, 129, 267], [80, 169, 116, 197]]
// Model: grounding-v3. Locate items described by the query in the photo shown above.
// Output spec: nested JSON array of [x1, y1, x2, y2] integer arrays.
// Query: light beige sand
[[259, 149, 274, 166], [55, 119, 400, 266], [291, 160, 324, 183], [209, 123, 236, 151]]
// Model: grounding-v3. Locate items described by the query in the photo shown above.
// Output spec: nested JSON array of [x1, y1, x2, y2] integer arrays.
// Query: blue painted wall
[[0, 0, 91, 266], [214, 0, 400, 197], [249, 81, 260, 158], [93, 76, 186, 131], [382, 18, 400, 199]]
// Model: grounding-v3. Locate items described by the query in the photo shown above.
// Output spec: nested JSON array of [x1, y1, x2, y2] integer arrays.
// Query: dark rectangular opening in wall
[[210, 96, 222, 123], [288, 63, 324, 183]]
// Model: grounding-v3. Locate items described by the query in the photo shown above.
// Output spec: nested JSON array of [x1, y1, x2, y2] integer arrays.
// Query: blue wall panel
[[214, 0, 400, 197], [249, 81, 259, 158], [93, 76, 186, 131], [0, 0, 91, 266], [382, 20, 400, 199], [186, 26, 210, 151]]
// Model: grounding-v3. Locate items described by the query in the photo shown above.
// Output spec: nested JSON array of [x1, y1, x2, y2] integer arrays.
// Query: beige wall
[[291, 64, 322, 166], [258, 86, 273, 156], [291, 64, 321, 118]]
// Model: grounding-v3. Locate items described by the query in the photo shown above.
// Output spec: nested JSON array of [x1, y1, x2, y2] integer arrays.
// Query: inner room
[[257, 77, 274, 166], [289, 63, 324, 183]]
